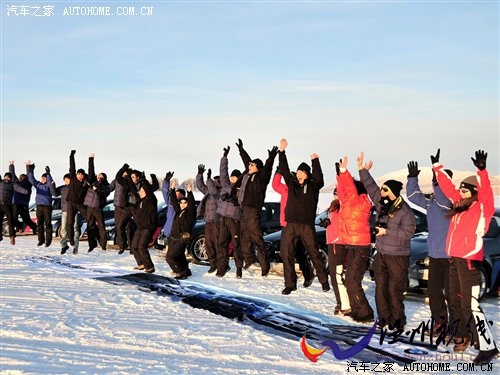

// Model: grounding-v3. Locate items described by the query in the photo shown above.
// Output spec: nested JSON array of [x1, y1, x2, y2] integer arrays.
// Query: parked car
[[408, 208, 500, 300]]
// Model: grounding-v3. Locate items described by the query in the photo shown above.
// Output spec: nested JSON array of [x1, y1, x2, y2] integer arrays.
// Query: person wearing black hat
[[432, 149, 498, 364], [215, 146, 244, 278], [83, 154, 113, 252], [358, 152, 416, 331], [27, 162, 56, 247], [196, 164, 222, 274], [111, 163, 135, 254], [277, 138, 330, 294], [65, 150, 90, 253], [126, 171, 158, 274], [272, 165, 315, 290], [0, 162, 30, 245], [406, 159, 454, 336], [9, 161, 37, 235], [165, 180, 196, 279], [236, 138, 278, 277]]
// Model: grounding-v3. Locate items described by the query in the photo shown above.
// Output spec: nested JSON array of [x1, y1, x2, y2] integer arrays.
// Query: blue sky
[[1, 0, 498, 186]]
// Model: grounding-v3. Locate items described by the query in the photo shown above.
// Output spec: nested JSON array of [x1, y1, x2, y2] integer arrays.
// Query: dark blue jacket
[[406, 176, 451, 259], [27, 172, 56, 206]]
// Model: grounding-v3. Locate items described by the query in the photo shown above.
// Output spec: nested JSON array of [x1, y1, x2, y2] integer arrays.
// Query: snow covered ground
[[1, 235, 498, 375]]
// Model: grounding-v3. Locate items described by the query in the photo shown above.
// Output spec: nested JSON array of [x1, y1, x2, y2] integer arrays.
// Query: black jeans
[[36, 205, 53, 245]]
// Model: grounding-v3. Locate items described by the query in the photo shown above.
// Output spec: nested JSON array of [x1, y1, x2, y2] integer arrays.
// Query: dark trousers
[[166, 237, 189, 274], [240, 207, 268, 269], [86, 207, 107, 249], [280, 222, 328, 288], [373, 252, 409, 328], [345, 245, 374, 317], [328, 243, 349, 309], [448, 257, 496, 351], [204, 221, 220, 268], [295, 240, 314, 281], [67, 202, 87, 246], [131, 228, 154, 270], [12, 204, 37, 232], [428, 257, 451, 325], [36, 205, 53, 245], [114, 206, 135, 249], [0, 204, 15, 238], [217, 217, 242, 271]]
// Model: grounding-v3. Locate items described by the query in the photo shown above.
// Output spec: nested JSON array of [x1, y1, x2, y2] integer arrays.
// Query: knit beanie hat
[[297, 162, 311, 175], [383, 179, 403, 197], [230, 169, 242, 178], [77, 168, 86, 175], [460, 175, 477, 194], [251, 159, 264, 170]]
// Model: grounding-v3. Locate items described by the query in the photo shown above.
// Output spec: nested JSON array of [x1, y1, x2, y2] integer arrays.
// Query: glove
[[471, 150, 487, 171], [268, 146, 278, 158], [335, 162, 340, 176], [430, 149, 440, 164], [407, 161, 420, 178], [198, 164, 206, 174], [123, 163, 130, 170], [223, 146, 230, 157], [70, 150, 76, 156], [319, 217, 331, 228], [150, 173, 157, 180], [165, 171, 174, 181], [432, 170, 438, 186], [45, 166, 50, 174], [236, 138, 243, 151], [207, 169, 212, 179]]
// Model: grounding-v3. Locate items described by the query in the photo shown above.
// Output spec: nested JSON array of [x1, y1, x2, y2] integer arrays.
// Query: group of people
[[320, 148, 497, 365], [0, 144, 497, 364]]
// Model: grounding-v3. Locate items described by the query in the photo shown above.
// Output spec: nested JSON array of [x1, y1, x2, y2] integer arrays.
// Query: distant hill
[[322, 167, 500, 195]]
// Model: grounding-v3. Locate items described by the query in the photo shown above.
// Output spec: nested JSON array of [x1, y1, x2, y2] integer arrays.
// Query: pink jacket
[[272, 173, 287, 227], [434, 165, 494, 261]]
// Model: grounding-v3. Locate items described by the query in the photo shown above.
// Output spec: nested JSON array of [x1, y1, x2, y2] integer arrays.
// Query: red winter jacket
[[337, 169, 372, 246], [434, 165, 495, 261]]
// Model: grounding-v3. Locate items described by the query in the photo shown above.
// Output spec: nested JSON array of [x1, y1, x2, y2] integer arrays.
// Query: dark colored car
[[408, 208, 500, 300], [264, 207, 428, 274], [173, 201, 282, 262]]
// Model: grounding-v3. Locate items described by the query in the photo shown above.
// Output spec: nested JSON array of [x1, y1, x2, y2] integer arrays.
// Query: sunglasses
[[380, 187, 389, 192], [459, 188, 471, 194]]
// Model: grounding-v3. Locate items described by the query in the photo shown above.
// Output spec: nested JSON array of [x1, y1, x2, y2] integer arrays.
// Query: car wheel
[[189, 235, 207, 262], [479, 264, 490, 301]]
